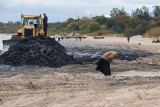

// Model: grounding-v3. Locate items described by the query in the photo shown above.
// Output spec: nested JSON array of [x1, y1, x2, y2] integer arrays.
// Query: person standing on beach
[[127, 36, 130, 43], [96, 51, 118, 76], [43, 13, 48, 35], [76, 35, 77, 41], [58, 36, 61, 42], [79, 36, 81, 41]]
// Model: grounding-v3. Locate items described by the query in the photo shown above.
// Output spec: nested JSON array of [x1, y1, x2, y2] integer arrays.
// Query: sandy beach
[[0, 35, 160, 107]]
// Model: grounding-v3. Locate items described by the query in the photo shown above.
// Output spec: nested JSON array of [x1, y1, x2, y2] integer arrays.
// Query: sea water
[[0, 34, 12, 54]]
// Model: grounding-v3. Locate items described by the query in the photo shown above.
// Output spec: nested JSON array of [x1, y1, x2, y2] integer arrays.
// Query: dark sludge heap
[[0, 36, 78, 67]]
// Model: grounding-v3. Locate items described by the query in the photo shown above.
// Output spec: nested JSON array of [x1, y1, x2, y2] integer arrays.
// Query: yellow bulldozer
[[3, 14, 46, 46]]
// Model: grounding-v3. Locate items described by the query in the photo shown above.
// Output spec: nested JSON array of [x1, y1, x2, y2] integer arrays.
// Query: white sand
[[0, 35, 160, 107]]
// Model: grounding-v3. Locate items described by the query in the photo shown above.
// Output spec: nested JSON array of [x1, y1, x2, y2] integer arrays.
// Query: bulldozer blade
[[3, 39, 22, 46]]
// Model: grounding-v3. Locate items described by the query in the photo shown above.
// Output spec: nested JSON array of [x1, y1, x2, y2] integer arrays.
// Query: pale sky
[[0, 0, 159, 22]]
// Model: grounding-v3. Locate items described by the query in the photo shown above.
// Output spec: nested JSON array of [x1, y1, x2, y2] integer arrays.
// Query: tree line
[[1, 6, 160, 37]]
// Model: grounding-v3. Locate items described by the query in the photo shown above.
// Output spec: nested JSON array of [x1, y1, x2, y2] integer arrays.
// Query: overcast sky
[[0, 0, 159, 22]]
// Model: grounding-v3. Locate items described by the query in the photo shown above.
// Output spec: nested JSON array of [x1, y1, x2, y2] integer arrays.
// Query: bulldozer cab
[[2, 14, 46, 46], [18, 14, 45, 38], [22, 17, 42, 29]]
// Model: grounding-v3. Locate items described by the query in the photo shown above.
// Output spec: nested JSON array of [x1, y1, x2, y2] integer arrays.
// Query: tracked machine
[[3, 14, 45, 46]]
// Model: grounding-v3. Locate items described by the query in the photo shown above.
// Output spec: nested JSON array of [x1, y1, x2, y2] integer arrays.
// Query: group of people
[[76, 36, 82, 41]]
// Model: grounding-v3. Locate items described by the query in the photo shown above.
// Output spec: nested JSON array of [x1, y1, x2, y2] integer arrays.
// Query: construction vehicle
[[3, 14, 45, 46]]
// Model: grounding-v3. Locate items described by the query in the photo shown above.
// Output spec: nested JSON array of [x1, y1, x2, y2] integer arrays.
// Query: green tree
[[79, 23, 88, 33], [66, 22, 79, 31], [132, 6, 151, 20], [110, 7, 127, 18], [93, 16, 107, 24], [106, 18, 115, 28], [127, 17, 136, 28], [100, 25, 107, 30], [110, 7, 128, 33], [110, 8, 119, 17], [135, 24, 146, 35], [112, 24, 125, 33], [67, 18, 74, 21], [153, 5, 160, 18], [124, 28, 135, 36], [87, 22, 100, 32]]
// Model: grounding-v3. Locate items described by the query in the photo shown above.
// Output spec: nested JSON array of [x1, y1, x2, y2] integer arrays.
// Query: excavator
[[3, 14, 45, 46]]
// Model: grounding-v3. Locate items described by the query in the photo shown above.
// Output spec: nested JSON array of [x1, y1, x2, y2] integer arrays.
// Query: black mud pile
[[0, 36, 77, 67], [66, 47, 152, 63]]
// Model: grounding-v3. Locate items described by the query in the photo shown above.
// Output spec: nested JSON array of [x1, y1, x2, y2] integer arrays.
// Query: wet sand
[[0, 35, 160, 107]]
